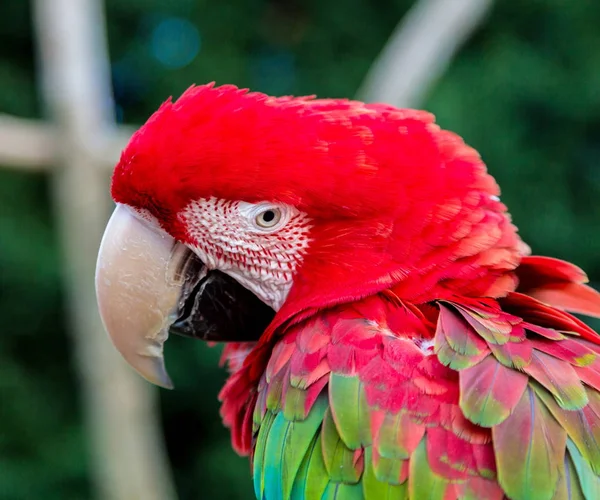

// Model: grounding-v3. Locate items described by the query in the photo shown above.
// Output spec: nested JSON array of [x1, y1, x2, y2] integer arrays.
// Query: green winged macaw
[[95, 83, 600, 499]]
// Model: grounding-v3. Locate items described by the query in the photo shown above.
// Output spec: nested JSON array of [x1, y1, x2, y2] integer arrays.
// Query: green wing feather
[[407, 439, 450, 500], [321, 408, 362, 483], [321, 483, 363, 500], [328, 374, 371, 449], [362, 448, 407, 499], [493, 386, 566, 500]]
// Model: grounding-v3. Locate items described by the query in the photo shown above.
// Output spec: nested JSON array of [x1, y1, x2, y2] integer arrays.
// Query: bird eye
[[255, 207, 282, 228]]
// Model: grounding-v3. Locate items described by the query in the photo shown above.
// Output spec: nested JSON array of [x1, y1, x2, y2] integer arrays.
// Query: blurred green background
[[1, 1, 599, 499]]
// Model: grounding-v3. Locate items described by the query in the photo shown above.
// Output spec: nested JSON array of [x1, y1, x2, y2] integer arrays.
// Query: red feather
[[516, 256, 600, 318], [459, 354, 529, 426]]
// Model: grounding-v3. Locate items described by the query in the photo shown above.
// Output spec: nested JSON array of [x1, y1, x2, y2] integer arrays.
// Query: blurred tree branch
[[357, 0, 494, 107], [0, 114, 56, 169], [0, 113, 132, 170], [31, 1, 175, 499]]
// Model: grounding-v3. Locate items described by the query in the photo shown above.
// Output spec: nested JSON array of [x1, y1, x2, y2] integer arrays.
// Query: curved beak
[[95, 205, 190, 388], [95, 204, 276, 389]]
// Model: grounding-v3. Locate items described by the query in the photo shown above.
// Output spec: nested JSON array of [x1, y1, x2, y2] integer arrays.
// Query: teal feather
[[553, 452, 585, 500], [289, 433, 318, 500], [262, 395, 328, 500], [254, 410, 276, 500], [567, 439, 600, 500], [303, 434, 329, 499], [263, 411, 288, 500]]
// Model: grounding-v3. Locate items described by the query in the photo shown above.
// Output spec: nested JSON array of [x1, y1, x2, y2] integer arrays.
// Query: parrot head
[[95, 83, 524, 388]]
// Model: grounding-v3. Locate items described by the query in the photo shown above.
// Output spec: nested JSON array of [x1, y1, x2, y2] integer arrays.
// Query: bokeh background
[[1, 1, 600, 499]]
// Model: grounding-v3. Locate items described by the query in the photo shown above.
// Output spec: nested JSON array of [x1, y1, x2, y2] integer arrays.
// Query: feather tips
[[249, 262, 600, 499], [252, 300, 497, 499], [493, 386, 566, 500], [459, 353, 528, 427], [438, 292, 600, 500], [516, 256, 600, 318]]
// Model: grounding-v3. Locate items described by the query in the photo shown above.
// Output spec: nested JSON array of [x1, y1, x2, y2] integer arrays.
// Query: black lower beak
[[170, 267, 275, 343]]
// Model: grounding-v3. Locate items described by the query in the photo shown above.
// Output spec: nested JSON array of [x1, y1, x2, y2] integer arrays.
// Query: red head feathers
[[111, 83, 525, 321]]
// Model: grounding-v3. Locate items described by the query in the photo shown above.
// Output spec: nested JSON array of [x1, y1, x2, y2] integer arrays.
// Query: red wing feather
[[516, 255, 600, 318]]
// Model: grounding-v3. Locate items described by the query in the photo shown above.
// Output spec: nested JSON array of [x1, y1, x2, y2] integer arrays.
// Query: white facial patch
[[178, 197, 312, 310]]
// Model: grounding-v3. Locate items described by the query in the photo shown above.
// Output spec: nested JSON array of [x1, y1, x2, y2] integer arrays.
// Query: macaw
[[95, 83, 600, 500]]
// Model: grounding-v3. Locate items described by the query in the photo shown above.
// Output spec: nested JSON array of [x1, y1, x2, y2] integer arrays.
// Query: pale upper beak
[[95, 205, 190, 388], [95, 204, 275, 389]]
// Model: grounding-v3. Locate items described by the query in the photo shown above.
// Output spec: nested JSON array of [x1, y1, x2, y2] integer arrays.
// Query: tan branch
[[0, 114, 56, 170], [31, 1, 175, 499], [0, 113, 133, 171], [357, 0, 494, 108]]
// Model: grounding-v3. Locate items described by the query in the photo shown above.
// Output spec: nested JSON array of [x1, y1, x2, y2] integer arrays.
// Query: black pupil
[[262, 210, 276, 223]]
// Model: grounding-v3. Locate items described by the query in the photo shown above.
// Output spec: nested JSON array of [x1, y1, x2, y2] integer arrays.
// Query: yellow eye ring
[[255, 207, 282, 228]]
